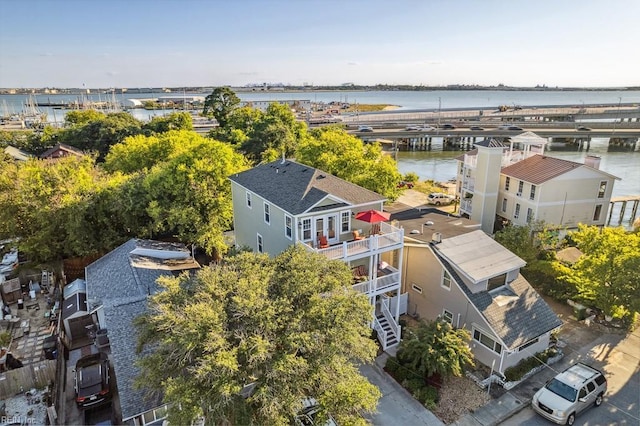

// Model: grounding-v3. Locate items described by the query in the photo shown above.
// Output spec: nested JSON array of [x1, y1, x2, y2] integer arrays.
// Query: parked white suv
[[427, 193, 454, 206], [532, 363, 607, 425]]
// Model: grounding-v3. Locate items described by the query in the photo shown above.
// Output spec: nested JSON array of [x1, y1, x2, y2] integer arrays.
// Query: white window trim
[[472, 327, 503, 354], [263, 202, 270, 225], [246, 191, 252, 208], [257, 233, 263, 253], [597, 181, 607, 198], [441, 270, 452, 291], [442, 309, 453, 325], [285, 215, 292, 240], [341, 211, 351, 233], [514, 203, 521, 219]]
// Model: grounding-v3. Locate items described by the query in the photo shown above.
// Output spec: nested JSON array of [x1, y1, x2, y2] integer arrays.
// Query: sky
[[1, 0, 639, 89]]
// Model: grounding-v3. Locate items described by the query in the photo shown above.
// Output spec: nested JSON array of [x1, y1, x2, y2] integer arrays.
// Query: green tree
[[143, 112, 193, 134], [397, 320, 474, 379], [296, 126, 402, 200], [494, 222, 544, 265], [135, 245, 380, 426], [240, 103, 309, 163], [0, 155, 101, 261], [64, 109, 106, 126], [203, 87, 241, 128], [554, 225, 640, 321]]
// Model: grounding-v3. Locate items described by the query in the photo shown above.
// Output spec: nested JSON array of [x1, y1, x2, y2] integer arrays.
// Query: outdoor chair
[[369, 223, 381, 236], [352, 230, 365, 241], [318, 235, 329, 249], [352, 265, 368, 282]]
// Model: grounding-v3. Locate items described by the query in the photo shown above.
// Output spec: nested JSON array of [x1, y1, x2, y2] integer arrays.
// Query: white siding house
[[230, 160, 405, 350]]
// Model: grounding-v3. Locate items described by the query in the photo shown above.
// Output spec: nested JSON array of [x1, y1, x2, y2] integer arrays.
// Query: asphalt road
[[502, 324, 640, 425]]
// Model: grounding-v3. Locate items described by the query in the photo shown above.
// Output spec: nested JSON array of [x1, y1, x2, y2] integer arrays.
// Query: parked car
[[532, 363, 607, 425], [427, 193, 454, 206], [295, 398, 337, 426], [397, 180, 415, 189], [74, 352, 112, 409], [358, 125, 374, 132]]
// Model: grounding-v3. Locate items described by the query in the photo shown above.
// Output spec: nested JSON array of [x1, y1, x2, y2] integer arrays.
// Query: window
[[412, 283, 423, 294], [595, 374, 606, 386], [586, 382, 595, 393], [302, 218, 311, 241], [285, 215, 292, 239], [442, 270, 451, 290], [257, 234, 263, 253], [514, 203, 521, 219], [579, 387, 587, 399], [488, 273, 506, 291], [593, 204, 603, 221], [473, 329, 502, 354], [505, 177, 510, 191], [341, 212, 350, 232], [530, 185, 536, 200], [442, 310, 453, 325], [518, 337, 539, 352], [598, 181, 607, 198], [263, 203, 270, 224], [502, 198, 507, 212], [246, 192, 252, 208], [526, 208, 534, 223], [517, 180, 524, 196]]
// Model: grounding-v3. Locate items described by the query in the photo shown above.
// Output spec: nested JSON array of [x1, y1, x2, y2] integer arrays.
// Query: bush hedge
[[384, 356, 439, 409], [504, 347, 558, 382]]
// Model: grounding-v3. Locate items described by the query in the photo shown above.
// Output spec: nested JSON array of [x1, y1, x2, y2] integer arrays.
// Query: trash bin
[[43, 336, 57, 360], [17, 299, 24, 310]]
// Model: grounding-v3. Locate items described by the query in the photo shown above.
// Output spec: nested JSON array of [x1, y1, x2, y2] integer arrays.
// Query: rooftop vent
[[432, 232, 442, 243]]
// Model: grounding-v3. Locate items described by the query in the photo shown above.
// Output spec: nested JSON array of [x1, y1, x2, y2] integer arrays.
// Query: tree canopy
[[135, 245, 380, 425], [296, 126, 402, 200], [203, 87, 241, 128], [554, 225, 640, 321]]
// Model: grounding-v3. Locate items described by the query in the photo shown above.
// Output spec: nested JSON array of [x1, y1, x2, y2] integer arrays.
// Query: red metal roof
[[500, 154, 582, 184]]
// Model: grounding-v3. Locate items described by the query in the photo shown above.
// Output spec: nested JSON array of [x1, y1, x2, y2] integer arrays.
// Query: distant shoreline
[[1, 85, 639, 96]]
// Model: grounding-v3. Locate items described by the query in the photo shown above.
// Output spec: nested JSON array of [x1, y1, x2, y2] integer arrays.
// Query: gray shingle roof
[[432, 247, 562, 349], [85, 239, 199, 421], [229, 160, 385, 215]]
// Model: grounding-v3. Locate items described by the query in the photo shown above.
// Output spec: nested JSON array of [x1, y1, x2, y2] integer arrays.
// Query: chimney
[[584, 155, 601, 170], [432, 232, 442, 243]]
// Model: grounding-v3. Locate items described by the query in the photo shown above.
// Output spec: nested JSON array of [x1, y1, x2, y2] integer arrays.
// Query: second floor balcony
[[305, 221, 404, 261]]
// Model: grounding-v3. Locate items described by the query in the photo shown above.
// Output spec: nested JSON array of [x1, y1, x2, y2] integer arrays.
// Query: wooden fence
[[0, 359, 56, 399]]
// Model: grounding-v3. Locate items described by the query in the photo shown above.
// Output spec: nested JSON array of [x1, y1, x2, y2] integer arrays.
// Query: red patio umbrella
[[354, 209, 391, 223]]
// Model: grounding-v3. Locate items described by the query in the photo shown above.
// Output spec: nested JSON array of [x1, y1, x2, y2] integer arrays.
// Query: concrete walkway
[[361, 354, 445, 426]]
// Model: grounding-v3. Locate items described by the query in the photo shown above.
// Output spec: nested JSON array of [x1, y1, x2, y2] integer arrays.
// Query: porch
[[352, 264, 401, 296], [306, 222, 404, 261]]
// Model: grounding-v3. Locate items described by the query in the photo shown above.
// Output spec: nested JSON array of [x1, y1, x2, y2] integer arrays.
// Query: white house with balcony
[[456, 132, 620, 234], [229, 159, 405, 350]]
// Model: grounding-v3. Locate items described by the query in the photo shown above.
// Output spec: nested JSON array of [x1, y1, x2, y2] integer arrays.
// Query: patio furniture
[[318, 235, 329, 249], [352, 265, 368, 282], [352, 230, 365, 240], [369, 223, 381, 236]]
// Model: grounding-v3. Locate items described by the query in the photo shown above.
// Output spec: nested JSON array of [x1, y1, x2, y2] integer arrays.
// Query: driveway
[[503, 298, 640, 425], [360, 356, 445, 426]]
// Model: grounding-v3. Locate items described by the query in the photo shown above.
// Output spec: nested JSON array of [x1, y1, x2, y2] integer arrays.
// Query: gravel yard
[[433, 375, 491, 424]]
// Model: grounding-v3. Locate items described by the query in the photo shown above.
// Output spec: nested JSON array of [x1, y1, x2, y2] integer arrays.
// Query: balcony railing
[[309, 222, 403, 260], [461, 199, 473, 213], [352, 269, 401, 296], [462, 178, 475, 191]]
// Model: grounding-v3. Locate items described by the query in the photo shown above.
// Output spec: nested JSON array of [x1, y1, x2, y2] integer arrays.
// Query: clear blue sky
[[1, 0, 638, 88]]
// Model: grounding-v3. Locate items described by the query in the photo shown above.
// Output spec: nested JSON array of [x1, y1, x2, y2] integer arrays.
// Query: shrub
[[403, 378, 426, 394], [403, 172, 419, 183], [504, 347, 558, 382]]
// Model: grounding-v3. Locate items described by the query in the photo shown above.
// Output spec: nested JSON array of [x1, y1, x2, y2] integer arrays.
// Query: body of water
[[2, 89, 639, 200]]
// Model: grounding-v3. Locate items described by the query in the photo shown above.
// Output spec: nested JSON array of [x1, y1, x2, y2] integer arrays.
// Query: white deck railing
[[352, 270, 401, 296], [310, 223, 403, 260]]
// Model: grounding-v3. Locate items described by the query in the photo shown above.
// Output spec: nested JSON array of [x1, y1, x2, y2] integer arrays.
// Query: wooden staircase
[[375, 312, 400, 349]]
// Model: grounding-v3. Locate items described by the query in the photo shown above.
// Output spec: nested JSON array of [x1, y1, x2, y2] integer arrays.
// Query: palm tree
[[397, 320, 474, 379]]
